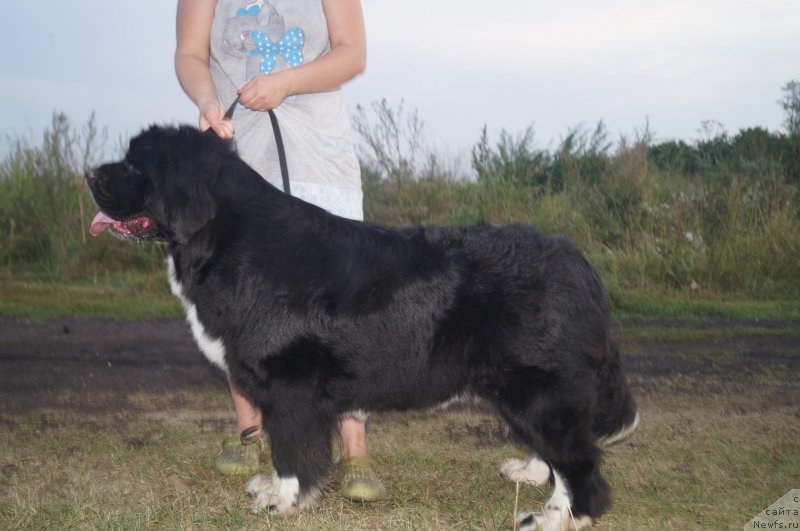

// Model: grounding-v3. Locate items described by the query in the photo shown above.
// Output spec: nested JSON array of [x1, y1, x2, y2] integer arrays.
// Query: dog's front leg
[[245, 391, 334, 515]]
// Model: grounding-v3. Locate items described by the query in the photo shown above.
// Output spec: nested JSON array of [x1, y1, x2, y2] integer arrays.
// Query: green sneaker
[[336, 456, 386, 502], [214, 430, 263, 476]]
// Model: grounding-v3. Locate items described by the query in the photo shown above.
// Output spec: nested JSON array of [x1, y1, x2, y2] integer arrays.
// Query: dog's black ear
[[157, 163, 219, 244]]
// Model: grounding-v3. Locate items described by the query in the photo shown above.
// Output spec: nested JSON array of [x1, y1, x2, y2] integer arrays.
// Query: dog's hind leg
[[493, 369, 609, 529], [503, 424, 604, 530], [514, 469, 595, 530]]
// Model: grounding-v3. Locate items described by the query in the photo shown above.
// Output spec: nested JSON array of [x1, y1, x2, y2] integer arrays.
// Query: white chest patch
[[167, 257, 228, 374]]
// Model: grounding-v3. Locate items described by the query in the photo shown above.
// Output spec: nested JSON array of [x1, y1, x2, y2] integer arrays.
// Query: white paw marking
[[516, 511, 592, 531], [516, 510, 592, 531], [515, 470, 592, 530], [167, 256, 228, 373], [500, 456, 550, 486], [246, 473, 299, 515]]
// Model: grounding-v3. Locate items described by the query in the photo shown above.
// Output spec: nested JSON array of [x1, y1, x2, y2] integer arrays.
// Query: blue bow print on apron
[[236, 3, 262, 17], [250, 28, 305, 74]]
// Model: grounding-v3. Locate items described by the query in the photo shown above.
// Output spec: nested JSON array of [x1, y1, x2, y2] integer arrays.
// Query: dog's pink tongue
[[89, 211, 115, 236]]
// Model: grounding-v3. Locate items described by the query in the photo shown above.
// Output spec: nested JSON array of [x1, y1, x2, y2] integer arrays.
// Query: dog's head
[[86, 125, 231, 244]]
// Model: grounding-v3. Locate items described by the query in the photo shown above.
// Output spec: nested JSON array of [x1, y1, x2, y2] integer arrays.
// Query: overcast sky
[[1, 1, 798, 160]]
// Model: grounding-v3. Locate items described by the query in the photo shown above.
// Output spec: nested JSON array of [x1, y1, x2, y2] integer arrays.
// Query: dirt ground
[[1, 315, 798, 416], [0, 316, 225, 415]]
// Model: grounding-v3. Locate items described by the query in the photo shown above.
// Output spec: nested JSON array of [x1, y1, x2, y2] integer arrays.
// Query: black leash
[[223, 98, 291, 195]]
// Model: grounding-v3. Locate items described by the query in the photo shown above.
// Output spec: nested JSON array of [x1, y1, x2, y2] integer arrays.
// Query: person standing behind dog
[[175, 0, 384, 502]]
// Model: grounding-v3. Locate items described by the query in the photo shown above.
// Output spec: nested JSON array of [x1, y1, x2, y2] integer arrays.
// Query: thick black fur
[[86, 125, 637, 520]]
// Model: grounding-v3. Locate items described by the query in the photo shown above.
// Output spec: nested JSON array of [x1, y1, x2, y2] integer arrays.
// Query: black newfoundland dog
[[86, 125, 638, 530]]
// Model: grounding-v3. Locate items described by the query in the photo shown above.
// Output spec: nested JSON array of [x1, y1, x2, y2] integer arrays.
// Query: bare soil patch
[[1, 315, 797, 417], [0, 316, 225, 415]]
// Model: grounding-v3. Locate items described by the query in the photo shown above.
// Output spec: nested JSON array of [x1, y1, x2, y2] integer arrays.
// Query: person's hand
[[238, 72, 293, 112], [198, 100, 234, 139]]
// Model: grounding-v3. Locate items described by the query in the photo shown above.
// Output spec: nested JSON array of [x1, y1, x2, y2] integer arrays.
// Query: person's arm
[[175, 0, 234, 139], [237, 0, 366, 111]]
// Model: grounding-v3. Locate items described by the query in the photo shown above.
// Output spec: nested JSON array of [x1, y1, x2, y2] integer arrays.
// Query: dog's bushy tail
[[593, 340, 640, 447]]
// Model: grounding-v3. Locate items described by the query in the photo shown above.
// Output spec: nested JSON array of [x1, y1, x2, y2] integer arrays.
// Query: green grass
[[614, 324, 800, 344], [0, 277, 180, 320], [4, 274, 799, 323], [611, 292, 800, 321]]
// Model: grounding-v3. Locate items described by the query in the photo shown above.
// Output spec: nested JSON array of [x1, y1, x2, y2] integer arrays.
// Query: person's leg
[[337, 415, 385, 502], [231, 380, 262, 436], [215, 380, 263, 475], [339, 417, 367, 458]]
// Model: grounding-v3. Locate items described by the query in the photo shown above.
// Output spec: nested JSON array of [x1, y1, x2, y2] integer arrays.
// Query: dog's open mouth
[[90, 211, 157, 240]]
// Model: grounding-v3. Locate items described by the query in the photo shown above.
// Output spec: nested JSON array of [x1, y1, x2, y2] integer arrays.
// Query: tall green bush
[[2, 107, 799, 299], [0, 113, 163, 280]]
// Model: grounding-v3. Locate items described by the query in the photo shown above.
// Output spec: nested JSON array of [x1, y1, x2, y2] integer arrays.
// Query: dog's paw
[[246, 473, 299, 516], [500, 456, 550, 486], [515, 510, 590, 531], [245, 474, 272, 497], [515, 510, 593, 531]]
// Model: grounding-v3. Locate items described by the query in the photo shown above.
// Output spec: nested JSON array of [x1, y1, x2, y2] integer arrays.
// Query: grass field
[[1, 287, 799, 529], [1, 363, 798, 530]]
